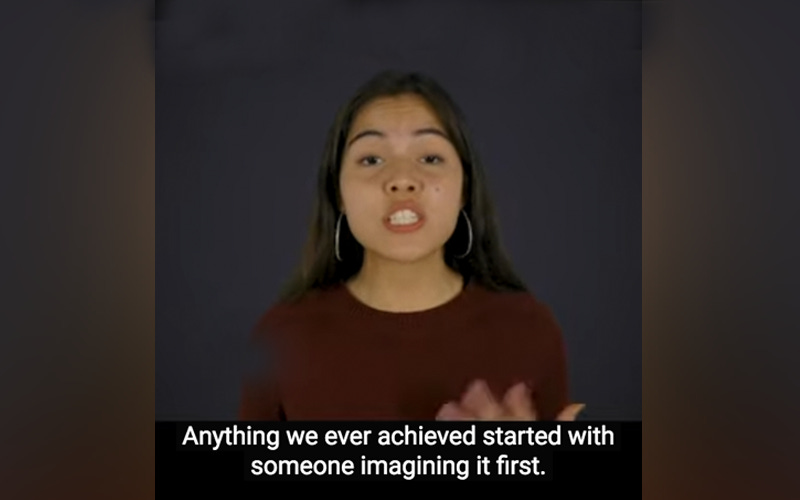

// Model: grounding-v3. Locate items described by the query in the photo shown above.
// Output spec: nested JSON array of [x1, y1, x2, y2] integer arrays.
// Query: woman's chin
[[366, 246, 441, 265]]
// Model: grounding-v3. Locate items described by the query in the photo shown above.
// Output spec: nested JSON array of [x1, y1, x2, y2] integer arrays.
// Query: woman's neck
[[346, 251, 464, 313]]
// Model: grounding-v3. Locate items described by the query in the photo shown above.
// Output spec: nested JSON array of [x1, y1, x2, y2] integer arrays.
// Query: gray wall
[[155, 0, 641, 420]]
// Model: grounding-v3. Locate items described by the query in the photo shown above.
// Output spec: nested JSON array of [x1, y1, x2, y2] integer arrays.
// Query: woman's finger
[[555, 403, 586, 421], [460, 379, 504, 420], [435, 402, 470, 421], [502, 382, 536, 420]]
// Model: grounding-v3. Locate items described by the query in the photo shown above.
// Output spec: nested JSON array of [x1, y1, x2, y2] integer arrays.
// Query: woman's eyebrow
[[347, 127, 450, 147]]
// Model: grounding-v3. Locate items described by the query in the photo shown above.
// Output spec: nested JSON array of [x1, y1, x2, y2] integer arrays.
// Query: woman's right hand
[[435, 379, 585, 421]]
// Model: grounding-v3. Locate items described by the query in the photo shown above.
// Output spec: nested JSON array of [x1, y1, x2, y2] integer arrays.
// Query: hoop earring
[[455, 209, 473, 258], [335, 213, 344, 262]]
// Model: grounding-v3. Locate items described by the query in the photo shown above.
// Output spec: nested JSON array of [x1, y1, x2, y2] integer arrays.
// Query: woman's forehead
[[349, 94, 445, 135]]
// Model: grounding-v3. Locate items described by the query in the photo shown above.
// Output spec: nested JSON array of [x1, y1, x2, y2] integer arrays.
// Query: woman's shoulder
[[462, 283, 565, 359], [251, 285, 346, 339], [467, 282, 561, 330], [470, 282, 554, 314]]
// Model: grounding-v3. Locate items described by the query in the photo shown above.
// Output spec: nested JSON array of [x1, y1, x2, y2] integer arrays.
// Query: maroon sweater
[[239, 281, 570, 420]]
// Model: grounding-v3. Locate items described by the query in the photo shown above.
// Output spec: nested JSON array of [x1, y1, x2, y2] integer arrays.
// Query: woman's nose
[[385, 161, 422, 194], [387, 177, 419, 193]]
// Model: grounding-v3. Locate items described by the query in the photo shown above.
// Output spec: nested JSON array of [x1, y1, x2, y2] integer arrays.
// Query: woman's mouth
[[389, 209, 419, 225], [384, 208, 425, 232]]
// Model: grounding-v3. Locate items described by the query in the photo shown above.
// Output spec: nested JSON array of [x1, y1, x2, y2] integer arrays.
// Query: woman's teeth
[[389, 209, 419, 226]]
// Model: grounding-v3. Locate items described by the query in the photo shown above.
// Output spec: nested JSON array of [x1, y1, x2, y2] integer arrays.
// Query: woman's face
[[339, 94, 464, 264]]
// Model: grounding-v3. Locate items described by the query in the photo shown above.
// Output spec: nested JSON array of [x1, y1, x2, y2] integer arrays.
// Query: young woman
[[240, 71, 584, 421]]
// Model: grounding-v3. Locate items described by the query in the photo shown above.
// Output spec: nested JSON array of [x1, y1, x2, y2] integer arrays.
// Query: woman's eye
[[359, 155, 383, 166], [421, 154, 444, 164]]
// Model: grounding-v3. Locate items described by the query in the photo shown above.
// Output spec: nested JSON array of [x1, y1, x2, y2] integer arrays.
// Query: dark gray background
[[155, 0, 641, 420]]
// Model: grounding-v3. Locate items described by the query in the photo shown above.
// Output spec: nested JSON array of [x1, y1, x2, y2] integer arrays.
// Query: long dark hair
[[279, 70, 527, 302]]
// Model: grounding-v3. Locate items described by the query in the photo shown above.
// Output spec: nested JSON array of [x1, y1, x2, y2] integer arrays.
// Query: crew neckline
[[337, 278, 475, 325]]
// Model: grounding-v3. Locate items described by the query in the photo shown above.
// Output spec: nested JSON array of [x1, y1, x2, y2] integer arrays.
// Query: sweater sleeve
[[530, 301, 570, 421], [238, 308, 285, 421], [238, 375, 283, 420]]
